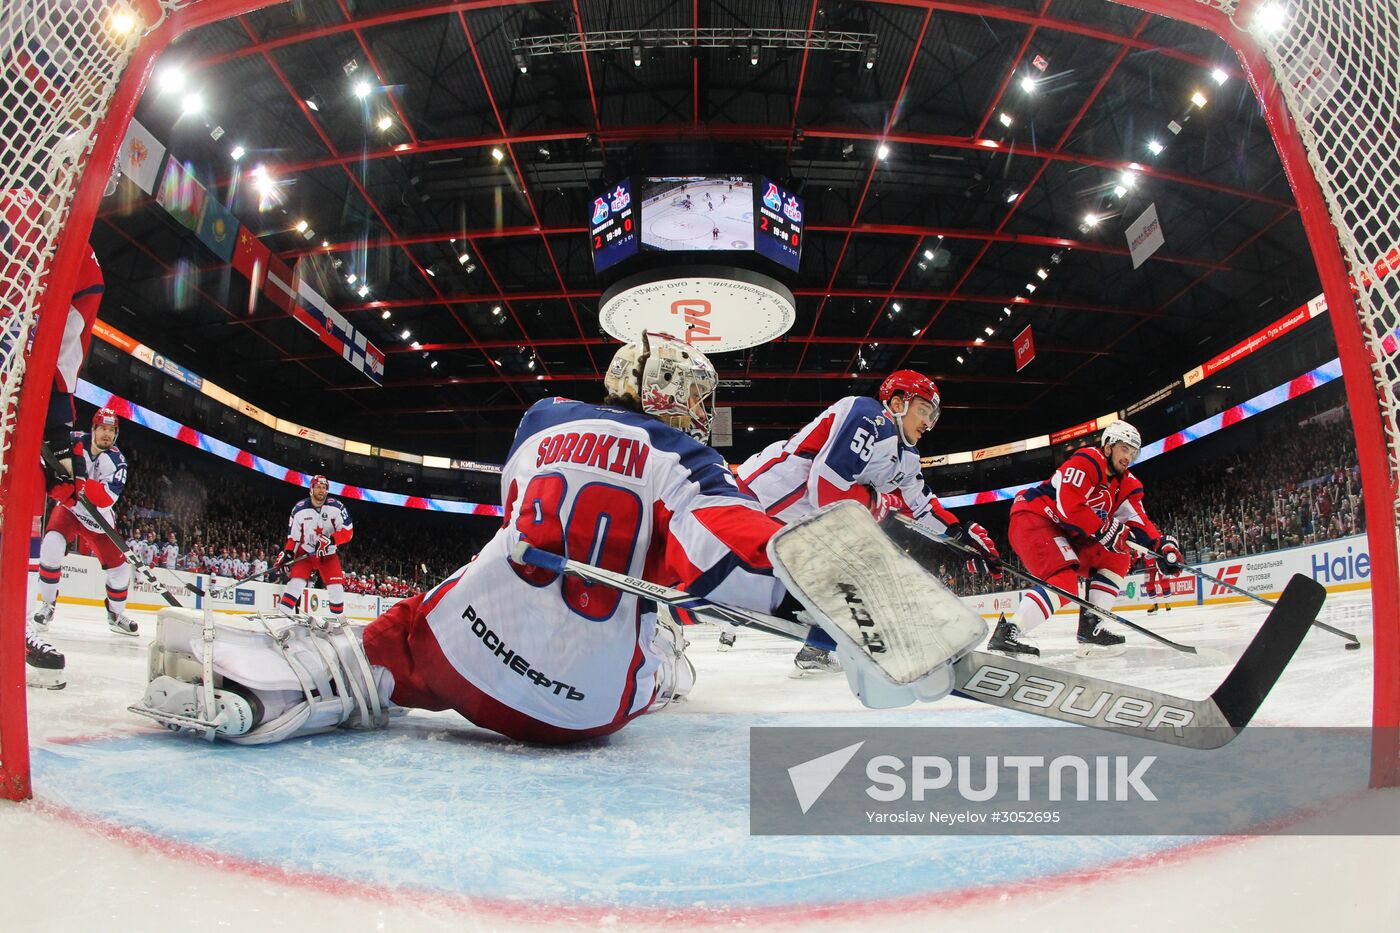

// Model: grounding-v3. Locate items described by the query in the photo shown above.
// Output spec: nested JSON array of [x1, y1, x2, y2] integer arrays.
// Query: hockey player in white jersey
[[32, 407, 136, 636], [736, 369, 1002, 673], [274, 474, 353, 618], [131, 334, 987, 744]]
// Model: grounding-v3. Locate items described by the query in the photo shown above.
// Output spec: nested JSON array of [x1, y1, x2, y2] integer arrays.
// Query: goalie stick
[[1127, 540, 1359, 649], [511, 541, 1326, 749], [889, 514, 1203, 655]]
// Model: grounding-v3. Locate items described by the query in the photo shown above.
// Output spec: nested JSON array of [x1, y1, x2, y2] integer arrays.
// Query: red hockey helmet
[[309, 474, 329, 490], [92, 407, 119, 431], [878, 370, 940, 425]]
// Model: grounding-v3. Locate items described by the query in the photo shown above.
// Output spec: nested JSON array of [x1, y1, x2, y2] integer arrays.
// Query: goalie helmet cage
[[0, 0, 1395, 800]]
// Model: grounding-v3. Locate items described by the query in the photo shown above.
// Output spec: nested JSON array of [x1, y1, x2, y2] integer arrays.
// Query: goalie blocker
[[770, 501, 988, 707]]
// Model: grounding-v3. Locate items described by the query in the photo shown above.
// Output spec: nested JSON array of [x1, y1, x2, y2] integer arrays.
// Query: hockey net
[[0, 0, 1396, 799]]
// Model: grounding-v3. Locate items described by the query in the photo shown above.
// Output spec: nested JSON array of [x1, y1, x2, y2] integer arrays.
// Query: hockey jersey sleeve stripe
[[764, 481, 809, 516], [1067, 449, 1105, 484], [690, 505, 778, 571]]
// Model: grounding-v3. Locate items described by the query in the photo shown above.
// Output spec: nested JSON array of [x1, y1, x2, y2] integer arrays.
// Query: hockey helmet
[[92, 406, 119, 431], [309, 474, 329, 491], [1100, 420, 1142, 466], [879, 370, 941, 423], [604, 332, 718, 442]]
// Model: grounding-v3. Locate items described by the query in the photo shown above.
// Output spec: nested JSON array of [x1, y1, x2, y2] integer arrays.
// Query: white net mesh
[[0, 1, 163, 481], [1207, 0, 1400, 557]]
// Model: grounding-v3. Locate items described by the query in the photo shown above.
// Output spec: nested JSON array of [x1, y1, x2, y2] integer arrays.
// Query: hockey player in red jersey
[[274, 474, 353, 618], [989, 421, 1183, 657], [735, 369, 1001, 673]]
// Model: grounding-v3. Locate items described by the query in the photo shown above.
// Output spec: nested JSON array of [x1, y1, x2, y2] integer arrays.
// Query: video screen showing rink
[[8, 580, 1391, 929], [640, 176, 754, 252]]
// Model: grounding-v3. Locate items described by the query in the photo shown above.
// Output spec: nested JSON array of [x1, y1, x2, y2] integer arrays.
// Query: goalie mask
[[604, 332, 718, 442]]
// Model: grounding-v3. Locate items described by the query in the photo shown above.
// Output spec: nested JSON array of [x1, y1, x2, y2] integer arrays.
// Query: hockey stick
[[889, 515, 1203, 655], [512, 541, 1326, 749], [230, 551, 312, 588], [1127, 541, 1359, 649], [40, 445, 202, 606]]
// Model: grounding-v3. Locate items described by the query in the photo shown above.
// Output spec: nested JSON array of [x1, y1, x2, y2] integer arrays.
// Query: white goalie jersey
[[390, 398, 786, 734]]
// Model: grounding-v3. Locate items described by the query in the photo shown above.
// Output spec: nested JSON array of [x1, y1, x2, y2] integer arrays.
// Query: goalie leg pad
[[137, 608, 390, 745], [647, 607, 696, 712], [767, 501, 988, 705]]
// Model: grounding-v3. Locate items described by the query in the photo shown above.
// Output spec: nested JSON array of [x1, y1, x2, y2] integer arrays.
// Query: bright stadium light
[[353, 79, 371, 99], [1020, 75, 1036, 93], [1147, 139, 1164, 155]]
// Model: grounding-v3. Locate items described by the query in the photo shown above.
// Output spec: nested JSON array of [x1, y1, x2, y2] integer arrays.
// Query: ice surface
[[3, 592, 1397, 931]]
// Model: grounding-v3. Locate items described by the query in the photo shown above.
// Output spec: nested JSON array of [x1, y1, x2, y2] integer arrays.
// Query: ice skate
[[1146, 602, 1160, 614], [1075, 609, 1127, 658], [31, 602, 54, 633], [26, 624, 66, 690], [790, 645, 842, 677], [107, 607, 139, 637], [987, 614, 1039, 658]]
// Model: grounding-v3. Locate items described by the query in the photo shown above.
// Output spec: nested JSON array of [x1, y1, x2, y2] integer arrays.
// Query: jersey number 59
[[509, 473, 643, 621]]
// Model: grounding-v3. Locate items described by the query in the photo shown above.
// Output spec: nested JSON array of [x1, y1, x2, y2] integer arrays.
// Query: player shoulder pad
[[847, 395, 899, 439], [1066, 446, 1107, 482], [1119, 470, 1145, 498]]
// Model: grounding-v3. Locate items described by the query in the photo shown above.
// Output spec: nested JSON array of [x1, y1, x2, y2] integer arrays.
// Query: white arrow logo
[[787, 741, 865, 814]]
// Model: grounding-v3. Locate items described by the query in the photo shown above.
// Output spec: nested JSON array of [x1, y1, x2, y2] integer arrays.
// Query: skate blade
[[1073, 643, 1128, 660], [26, 671, 66, 690], [987, 646, 1040, 660], [788, 666, 841, 679], [108, 623, 139, 637]]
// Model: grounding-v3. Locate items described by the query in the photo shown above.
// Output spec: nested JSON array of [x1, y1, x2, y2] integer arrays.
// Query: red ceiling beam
[[334, 368, 1068, 392], [261, 123, 1291, 212], [784, 0, 822, 165], [194, 0, 1235, 78], [335, 0, 420, 148], [457, 9, 599, 375], [193, 0, 549, 70], [225, 285, 1155, 323], [236, 15, 527, 406], [894, 13, 1153, 371], [796, 8, 935, 372], [282, 219, 1226, 271]]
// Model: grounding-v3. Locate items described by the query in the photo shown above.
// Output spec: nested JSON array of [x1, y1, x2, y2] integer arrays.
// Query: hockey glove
[[949, 521, 1004, 578], [314, 533, 333, 557], [1154, 534, 1184, 573], [273, 547, 296, 570], [869, 489, 904, 523], [1092, 519, 1130, 554]]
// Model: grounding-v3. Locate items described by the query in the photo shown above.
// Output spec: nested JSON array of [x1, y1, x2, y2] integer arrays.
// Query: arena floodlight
[[632, 38, 643, 68], [1020, 75, 1036, 93], [352, 79, 371, 99], [514, 49, 529, 74], [749, 39, 760, 66], [864, 43, 877, 70]]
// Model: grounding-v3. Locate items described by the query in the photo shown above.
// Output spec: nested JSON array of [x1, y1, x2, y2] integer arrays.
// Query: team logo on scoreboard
[[609, 186, 631, 212], [783, 195, 803, 224], [763, 183, 782, 212], [591, 197, 610, 225]]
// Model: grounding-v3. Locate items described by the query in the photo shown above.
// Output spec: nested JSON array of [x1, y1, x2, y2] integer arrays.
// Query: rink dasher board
[[961, 533, 1373, 618], [26, 554, 398, 622]]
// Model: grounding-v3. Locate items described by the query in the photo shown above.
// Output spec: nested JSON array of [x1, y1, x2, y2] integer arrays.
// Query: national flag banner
[[1014, 324, 1036, 372], [195, 194, 239, 262], [117, 118, 166, 194], [231, 227, 271, 292], [155, 159, 207, 232], [286, 258, 386, 385]]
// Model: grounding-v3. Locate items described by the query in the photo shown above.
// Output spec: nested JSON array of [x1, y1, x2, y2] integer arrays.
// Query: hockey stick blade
[[1128, 540, 1357, 648], [950, 573, 1325, 748]]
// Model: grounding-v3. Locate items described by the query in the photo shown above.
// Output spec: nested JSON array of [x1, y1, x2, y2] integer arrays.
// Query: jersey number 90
[[509, 473, 643, 621]]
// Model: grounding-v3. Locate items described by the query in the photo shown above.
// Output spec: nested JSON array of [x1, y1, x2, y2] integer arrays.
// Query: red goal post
[[0, 0, 1395, 800]]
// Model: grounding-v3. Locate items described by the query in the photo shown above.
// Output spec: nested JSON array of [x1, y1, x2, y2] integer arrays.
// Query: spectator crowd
[[72, 401, 1365, 603]]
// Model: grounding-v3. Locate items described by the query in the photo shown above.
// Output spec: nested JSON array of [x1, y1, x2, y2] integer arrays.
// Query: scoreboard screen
[[588, 174, 804, 274], [754, 177, 803, 272], [589, 179, 638, 273]]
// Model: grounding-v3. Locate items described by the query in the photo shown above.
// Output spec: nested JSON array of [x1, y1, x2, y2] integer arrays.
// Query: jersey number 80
[[509, 473, 644, 621]]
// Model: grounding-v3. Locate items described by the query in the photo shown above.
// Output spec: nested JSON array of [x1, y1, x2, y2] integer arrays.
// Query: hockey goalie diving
[[124, 334, 1325, 750]]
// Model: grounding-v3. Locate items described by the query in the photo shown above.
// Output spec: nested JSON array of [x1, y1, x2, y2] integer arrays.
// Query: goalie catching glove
[[948, 521, 1003, 579]]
